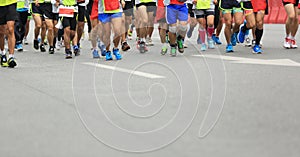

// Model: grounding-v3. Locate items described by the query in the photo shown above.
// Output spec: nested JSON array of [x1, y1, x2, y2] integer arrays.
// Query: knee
[[178, 24, 187, 32], [235, 19, 243, 26], [7, 26, 14, 34], [248, 21, 255, 29], [288, 12, 296, 20]]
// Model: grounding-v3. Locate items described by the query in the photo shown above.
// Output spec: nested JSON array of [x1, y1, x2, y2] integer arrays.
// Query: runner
[[186, 0, 197, 39], [89, 0, 104, 58], [194, 0, 216, 51], [212, 0, 222, 45], [51, 0, 59, 51], [251, 0, 267, 53], [98, 0, 123, 60], [15, 0, 30, 52], [283, 0, 299, 49], [219, 0, 243, 52], [135, 0, 157, 53], [0, 0, 18, 68], [58, 0, 79, 58], [74, 0, 89, 54], [120, 0, 134, 51], [155, 0, 168, 55], [32, 0, 55, 54], [24, 13, 31, 45]]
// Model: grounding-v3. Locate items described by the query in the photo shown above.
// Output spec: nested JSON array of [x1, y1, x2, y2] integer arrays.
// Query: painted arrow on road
[[193, 54, 300, 67]]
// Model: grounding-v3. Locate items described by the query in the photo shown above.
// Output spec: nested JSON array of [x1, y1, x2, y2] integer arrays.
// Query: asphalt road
[[0, 23, 300, 157]]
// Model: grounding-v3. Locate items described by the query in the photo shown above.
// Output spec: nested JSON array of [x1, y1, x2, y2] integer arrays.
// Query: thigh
[[178, 4, 188, 22], [166, 5, 178, 24]]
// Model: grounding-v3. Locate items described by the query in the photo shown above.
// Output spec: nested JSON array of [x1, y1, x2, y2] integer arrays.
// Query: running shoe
[[253, 45, 262, 54], [92, 49, 100, 58], [105, 51, 113, 60], [8, 57, 17, 68], [283, 37, 291, 49], [65, 49, 72, 59], [34, 39, 39, 50], [56, 40, 62, 50], [291, 39, 298, 49], [177, 36, 184, 53], [201, 43, 207, 51], [24, 38, 28, 45], [1, 54, 8, 67], [16, 43, 23, 52], [146, 38, 154, 46], [139, 41, 147, 53], [231, 33, 237, 46], [237, 26, 246, 43], [113, 48, 122, 60], [212, 34, 222, 45], [73, 45, 80, 56], [121, 41, 130, 51], [208, 39, 215, 49], [226, 44, 234, 53], [98, 42, 106, 56], [170, 46, 176, 57], [49, 46, 55, 54], [161, 45, 168, 55], [245, 36, 252, 47], [40, 44, 46, 52]]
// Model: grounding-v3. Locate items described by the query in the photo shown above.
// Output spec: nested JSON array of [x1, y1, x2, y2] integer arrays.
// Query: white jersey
[[51, 0, 59, 13]]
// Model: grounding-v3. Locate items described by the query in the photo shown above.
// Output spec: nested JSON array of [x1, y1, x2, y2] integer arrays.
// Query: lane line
[[83, 62, 166, 79], [193, 54, 300, 67]]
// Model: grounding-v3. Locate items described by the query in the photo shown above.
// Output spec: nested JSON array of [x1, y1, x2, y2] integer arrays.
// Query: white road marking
[[193, 54, 300, 67], [83, 62, 165, 79]]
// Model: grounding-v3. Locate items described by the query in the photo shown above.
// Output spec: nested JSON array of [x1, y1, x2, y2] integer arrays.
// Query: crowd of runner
[[0, 0, 299, 68]]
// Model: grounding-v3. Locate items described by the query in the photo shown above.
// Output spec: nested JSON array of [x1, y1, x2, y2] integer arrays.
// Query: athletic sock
[[8, 54, 14, 58], [255, 28, 263, 46], [199, 28, 206, 44], [207, 26, 214, 38], [1, 49, 6, 55]]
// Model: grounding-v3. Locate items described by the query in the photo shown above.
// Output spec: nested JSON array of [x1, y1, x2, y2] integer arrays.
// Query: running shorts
[[0, 3, 17, 25]]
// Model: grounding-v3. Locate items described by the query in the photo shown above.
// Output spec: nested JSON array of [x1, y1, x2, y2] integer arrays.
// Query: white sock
[[8, 54, 14, 58], [1, 49, 6, 55], [290, 36, 295, 40]]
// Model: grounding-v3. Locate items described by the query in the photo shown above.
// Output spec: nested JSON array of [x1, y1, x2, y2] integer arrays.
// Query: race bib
[[59, 5, 75, 17]]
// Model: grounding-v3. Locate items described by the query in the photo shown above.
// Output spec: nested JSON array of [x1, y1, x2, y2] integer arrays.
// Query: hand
[[193, 0, 197, 4]]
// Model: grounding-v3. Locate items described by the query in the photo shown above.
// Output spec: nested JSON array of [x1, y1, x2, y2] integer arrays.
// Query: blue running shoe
[[231, 33, 237, 46], [226, 44, 234, 53], [208, 39, 215, 49], [212, 34, 222, 45], [92, 49, 100, 58], [201, 44, 207, 51], [105, 51, 113, 61], [16, 43, 23, 52], [238, 26, 247, 43], [252, 45, 262, 54], [73, 45, 80, 56], [113, 48, 122, 60]]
